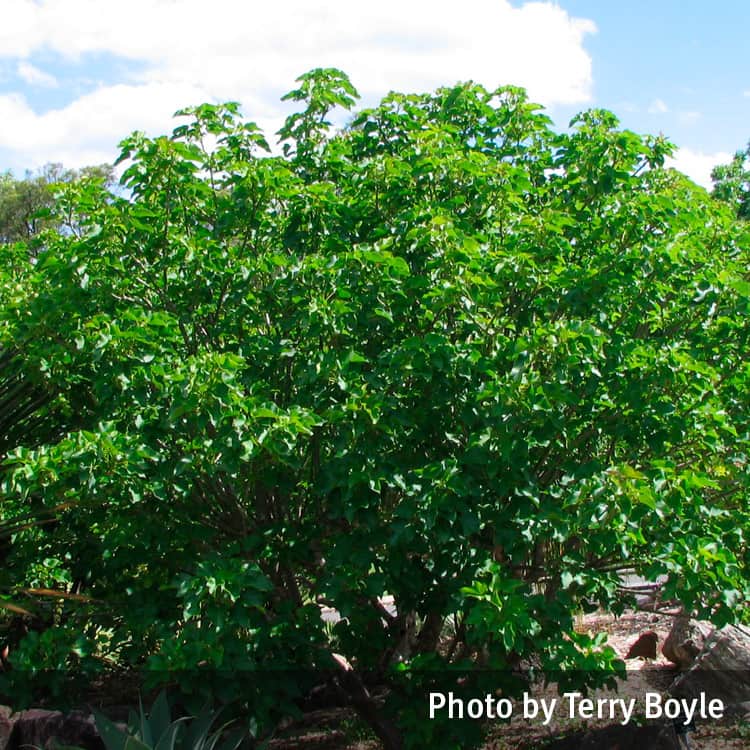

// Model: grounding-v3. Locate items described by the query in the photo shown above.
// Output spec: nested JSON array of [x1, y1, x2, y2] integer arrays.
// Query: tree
[[0, 164, 115, 464], [1, 70, 749, 748], [711, 142, 750, 220], [0, 163, 115, 246]]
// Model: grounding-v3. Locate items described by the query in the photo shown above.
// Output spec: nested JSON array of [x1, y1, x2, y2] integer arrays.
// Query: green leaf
[[94, 712, 152, 750]]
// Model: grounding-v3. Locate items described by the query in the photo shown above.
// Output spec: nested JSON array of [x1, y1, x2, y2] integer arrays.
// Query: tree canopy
[[1, 69, 749, 748], [712, 142, 750, 221]]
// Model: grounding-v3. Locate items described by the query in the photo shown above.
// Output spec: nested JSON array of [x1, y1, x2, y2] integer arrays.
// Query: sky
[[1, 0, 748, 188]]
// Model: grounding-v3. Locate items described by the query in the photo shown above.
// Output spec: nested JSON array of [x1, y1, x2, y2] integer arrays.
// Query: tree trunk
[[330, 653, 403, 750]]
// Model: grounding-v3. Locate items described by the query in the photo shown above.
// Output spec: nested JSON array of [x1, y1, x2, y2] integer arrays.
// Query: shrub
[[2, 69, 749, 747]]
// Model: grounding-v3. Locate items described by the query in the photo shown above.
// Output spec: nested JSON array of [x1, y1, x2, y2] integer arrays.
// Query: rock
[[625, 630, 659, 660], [723, 700, 750, 721], [542, 721, 681, 749], [7, 709, 103, 750], [0, 707, 14, 750], [662, 615, 711, 669], [7, 709, 61, 750], [669, 624, 750, 712]]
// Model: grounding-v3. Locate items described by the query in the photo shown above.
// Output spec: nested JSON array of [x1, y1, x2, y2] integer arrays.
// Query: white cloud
[[16, 60, 58, 87], [0, 0, 596, 171], [0, 82, 210, 170], [647, 98, 668, 114], [744, 90, 750, 97], [668, 147, 732, 189]]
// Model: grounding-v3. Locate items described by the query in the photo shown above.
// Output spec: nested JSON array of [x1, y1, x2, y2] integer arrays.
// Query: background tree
[[711, 142, 750, 220], [0, 163, 115, 463], [1, 71, 749, 748], [0, 163, 115, 245]]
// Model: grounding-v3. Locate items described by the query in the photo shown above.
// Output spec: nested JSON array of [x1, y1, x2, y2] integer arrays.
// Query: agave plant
[[93, 691, 247, 750]]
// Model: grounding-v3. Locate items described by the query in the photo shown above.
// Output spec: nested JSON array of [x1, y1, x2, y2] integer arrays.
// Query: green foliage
[[1, 69, 750, 747], [94, 691, 246, 750], [712, 142, 750, 220]]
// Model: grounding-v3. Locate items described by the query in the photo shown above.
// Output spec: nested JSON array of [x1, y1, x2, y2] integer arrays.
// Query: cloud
[[17, 61, 58, 87], [744, 90, 750, 98], [647, 98, 668, 114], [668, 147, 732, 189], [0, 0, 596, 171], [0, 81, 211, 170]]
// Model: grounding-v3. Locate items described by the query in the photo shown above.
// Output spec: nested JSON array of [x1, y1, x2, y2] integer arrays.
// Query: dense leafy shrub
[[1, 69, 749, 747]]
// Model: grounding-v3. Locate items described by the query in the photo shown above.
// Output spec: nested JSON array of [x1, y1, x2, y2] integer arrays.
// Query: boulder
[[625, 630, 659, 660], [669, 624, 750, 711], [7, 709, 103, 750], [0, 706, 14, 750], [723, 700, 750, 721], [662, 615, 711, 670], [542, 721, 681, 749]]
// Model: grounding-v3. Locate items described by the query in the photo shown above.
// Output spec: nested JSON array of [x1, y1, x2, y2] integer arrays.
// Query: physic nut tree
[[2, 69, 749, 748]]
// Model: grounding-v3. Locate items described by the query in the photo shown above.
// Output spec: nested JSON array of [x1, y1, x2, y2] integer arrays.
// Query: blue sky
[[557, 1, 750, 166], [1, 0, 748, 187]]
